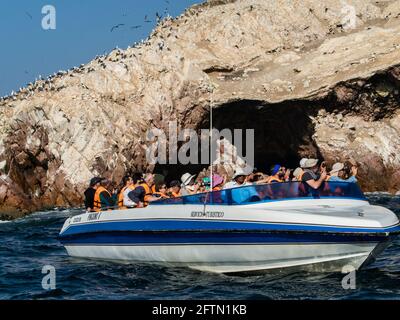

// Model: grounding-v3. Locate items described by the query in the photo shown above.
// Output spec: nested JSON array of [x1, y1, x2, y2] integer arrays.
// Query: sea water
[[0, 194, 399, 300]]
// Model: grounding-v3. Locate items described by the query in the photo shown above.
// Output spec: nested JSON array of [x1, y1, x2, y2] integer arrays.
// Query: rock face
[[1, 0, 400, 219]]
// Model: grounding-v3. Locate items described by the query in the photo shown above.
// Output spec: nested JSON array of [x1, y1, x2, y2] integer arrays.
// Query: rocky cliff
[[1, 0, 400, 219]]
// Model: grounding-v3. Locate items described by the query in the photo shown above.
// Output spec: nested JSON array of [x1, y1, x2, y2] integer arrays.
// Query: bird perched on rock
[[158, 41, 165, 51]]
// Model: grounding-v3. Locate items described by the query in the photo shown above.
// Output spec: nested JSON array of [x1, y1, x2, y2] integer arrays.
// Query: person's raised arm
[[305, 169, 327, 189], [351, 166, 358, 177]]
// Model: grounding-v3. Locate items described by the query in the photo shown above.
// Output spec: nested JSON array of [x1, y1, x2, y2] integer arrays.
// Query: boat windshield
[[151, 181, 366, 206]]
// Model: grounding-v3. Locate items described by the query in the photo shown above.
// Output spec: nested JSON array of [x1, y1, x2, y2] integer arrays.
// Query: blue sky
[[0, 0, 201, 96]]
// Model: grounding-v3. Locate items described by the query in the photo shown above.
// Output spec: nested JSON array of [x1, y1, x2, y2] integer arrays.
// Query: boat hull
[[59, 198, 400, 274], [61, 228, 394, 273], [64, 241, 388, 273]]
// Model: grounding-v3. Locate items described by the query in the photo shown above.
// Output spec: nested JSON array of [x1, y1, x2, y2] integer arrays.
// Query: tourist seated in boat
[[84, 177, 102, 212], [202, 177, 211, 192], [93, 178, 118, 212], [117, 175, 135, 209], [289, 158, 308, 182], [291, 167, 303, 181], [223, 167, 250, 189], [266, 164, 291, 184], [118, 173, 144, 209], [301, 158, 328, 190], [126, 173, 160, 207], [212, 174, 225, 191], [222, 167, 260, 203], [326, 162, 358, 183], [153, 182, 169, 199], [243, 166, 270, 184], [153, 173, 166, 193], [167, 180, 181, 198], [282, 166, 292, 182], [266, 165, 284, 184], [208, 174, 227, 203], [180, 173, 199, 196]]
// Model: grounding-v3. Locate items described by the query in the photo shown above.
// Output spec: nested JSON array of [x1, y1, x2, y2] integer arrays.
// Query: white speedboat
[[59, 182, 400, 274]]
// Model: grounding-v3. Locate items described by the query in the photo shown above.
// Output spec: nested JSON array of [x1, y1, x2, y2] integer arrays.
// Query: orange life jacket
[[170, 191, 181, 198], [298, 172, 304, 181], [325, 175, 331, 182], [93, 186, 111, 212], [118, 184, 136, 209], [267, 176, 283, 184], [139, 183, 154, 206], [212, 186, 222, 192]]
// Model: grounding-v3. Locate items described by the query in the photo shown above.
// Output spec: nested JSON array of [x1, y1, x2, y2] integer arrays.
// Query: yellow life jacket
[[267, 176, 283, 184], [118, 184, 136, 209], [93, 186, 111, 212]]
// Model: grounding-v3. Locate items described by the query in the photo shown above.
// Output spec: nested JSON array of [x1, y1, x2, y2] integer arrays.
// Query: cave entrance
[[210, 100, 321, 173], [153, 100, 321, 183]]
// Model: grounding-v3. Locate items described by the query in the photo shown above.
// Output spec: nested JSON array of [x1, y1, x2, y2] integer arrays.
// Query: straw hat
[[330, 162, 344, 174]]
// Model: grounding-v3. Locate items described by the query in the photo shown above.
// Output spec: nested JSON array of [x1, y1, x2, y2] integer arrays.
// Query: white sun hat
[[299, 158, 308, 168], [232, 167, 248, 179], [303, 158, 319, 169], [181, 173, 196, 186], [242, 164, 254, 175], [330, 162, 345, 174]]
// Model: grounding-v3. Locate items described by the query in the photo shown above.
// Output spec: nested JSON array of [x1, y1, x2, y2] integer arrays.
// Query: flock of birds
[[0, 2, 201, 105], [110, 9, 167, 33]]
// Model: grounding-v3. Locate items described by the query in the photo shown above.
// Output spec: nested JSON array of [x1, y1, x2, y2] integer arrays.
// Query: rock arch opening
[[154, 99, 322, 182], [208, 100, 322, 173]]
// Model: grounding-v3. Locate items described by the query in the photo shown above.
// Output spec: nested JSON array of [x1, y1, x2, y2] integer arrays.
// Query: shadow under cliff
[[154, 99, 322, 182]]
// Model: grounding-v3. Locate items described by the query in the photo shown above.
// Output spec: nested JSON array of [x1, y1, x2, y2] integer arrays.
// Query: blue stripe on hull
[[60, 219, 400, 237], [59, 230, 392, 246]]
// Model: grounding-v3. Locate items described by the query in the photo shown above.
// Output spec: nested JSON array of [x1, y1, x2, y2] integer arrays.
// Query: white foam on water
[[364, 191, 392, 195]]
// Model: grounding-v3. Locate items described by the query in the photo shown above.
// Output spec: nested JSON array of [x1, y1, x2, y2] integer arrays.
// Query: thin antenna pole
[[210, 87, 213, 191]]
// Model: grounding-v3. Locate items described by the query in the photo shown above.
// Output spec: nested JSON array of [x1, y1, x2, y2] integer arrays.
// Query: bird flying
[[144, 15, 152, 23], [110, 23, 125, 32]]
